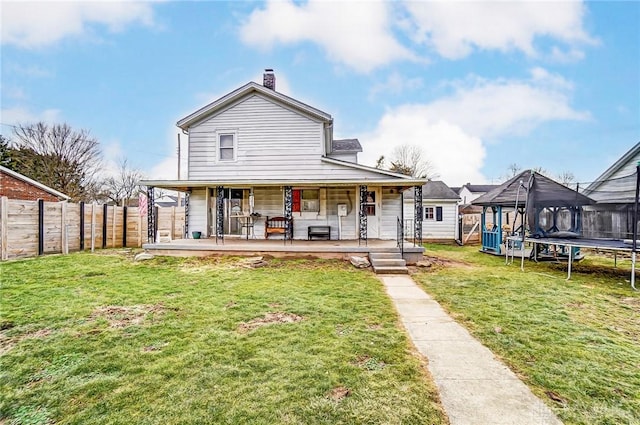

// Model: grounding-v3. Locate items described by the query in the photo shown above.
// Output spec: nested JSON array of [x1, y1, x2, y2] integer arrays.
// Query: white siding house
[[142, 70, 426, 242], [404, 181, 460, 241]]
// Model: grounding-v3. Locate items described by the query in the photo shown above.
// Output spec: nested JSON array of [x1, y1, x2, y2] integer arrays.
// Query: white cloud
[[0, 106, 61, 125], [239, 0, 415, 73], [368, 71, 423, 100], [404, 1, 597, 60], [414, 69, 589, 139], [361, 112, 487, 186], [359, 68, 588, 185], [1, 1, 157, 48]]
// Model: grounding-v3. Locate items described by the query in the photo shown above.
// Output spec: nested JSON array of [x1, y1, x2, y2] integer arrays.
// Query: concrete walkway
[[380, 275, 562, 425]]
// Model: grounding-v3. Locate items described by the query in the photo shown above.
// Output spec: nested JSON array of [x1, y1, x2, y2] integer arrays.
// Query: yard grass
[[0, 252, 447, 425], [414, 244, 640, 425]]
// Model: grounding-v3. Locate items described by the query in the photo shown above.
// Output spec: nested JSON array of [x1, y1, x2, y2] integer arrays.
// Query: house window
[[292, 189, 319, 212], [218, 133, 235, 161], [436, 206, 443, 222], [424, 206, 435, 220]]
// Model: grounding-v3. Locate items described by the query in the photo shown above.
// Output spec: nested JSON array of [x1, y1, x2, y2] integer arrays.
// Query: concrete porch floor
[[142, 237, 424, 261]]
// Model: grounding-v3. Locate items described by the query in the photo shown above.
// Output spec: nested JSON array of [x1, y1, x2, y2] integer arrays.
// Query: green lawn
[[414, 244, 640, 425], [0, 252, 447, 425]]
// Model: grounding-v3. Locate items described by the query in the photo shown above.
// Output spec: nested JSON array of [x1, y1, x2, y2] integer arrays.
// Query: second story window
[[219, 133, 235, 161]]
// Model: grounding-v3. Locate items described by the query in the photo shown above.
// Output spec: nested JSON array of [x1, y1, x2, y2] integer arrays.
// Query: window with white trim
[[424, 206, 435, 220], [218, 133, 236, 161], [301, 189, 319, 212], [293, 189, 320, 213]]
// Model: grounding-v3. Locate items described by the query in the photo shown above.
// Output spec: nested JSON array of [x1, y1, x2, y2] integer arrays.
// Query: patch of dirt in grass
[[237, 312, 303, 333], [327, 386, 351, 401], [409, 255, 474, 273], [620, 297, 640, 312], [366, 323, 383, 331], [0, 327, 53, 355], [545, 390, 568, 406], [90, 304, 166, 328], [142, 342, 169, 353], [354, 355, 386, 371]]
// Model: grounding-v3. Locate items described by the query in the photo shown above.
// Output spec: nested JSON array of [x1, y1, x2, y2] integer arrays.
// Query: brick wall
[[0, 170, 61, 202]]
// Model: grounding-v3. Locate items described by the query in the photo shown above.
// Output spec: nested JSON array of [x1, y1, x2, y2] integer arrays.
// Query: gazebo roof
[[472, 170, 595, 208]]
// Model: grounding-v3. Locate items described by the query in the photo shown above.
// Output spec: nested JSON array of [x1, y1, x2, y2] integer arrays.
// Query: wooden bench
[[308, 225, 330, 240], [265, 216, 292, 238]]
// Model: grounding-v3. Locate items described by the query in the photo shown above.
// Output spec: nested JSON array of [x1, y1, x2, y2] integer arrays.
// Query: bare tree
[[375, 155, 385, 169], [506, 163, 522, 178], [102, 158, 145, 206], [557, 171, 576, 187], [10, 122, 102, 201], [388, 144, 438, 179]]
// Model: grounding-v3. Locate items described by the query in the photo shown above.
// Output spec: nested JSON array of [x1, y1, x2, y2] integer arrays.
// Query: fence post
[[1, 196, 8, 260], [112, 205, 116, 248], [38, 199, 44, 255], [80, 202, 85, 251], [91, 203, 96, 252], [123, 206, 128, 247], [61, 201, 68, 255], [102, 204, 107, 249], [138, 209, 142, 247]]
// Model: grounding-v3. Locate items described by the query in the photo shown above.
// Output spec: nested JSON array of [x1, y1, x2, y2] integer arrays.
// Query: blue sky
[[1, 1, 639, 186]]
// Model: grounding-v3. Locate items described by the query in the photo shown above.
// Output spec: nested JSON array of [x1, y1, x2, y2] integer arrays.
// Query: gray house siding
[[381, 188, 401, 240], [188, 94, 324, 180], [403, 199, 458, 240]]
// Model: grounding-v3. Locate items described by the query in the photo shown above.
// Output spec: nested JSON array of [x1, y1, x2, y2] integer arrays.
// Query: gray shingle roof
[[404, 180, 460, 200], [464, 184, 500, 193], [472, 170, 594, 207], [332, 139, 362, 152]]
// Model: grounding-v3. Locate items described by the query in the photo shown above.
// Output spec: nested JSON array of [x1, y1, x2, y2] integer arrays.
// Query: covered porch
[[140, 178, 427, 248]]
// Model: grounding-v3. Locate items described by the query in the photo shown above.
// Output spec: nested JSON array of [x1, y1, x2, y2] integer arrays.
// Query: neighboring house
[[458, 183, 500, 205], [403, 181, 460, 242], [141, 70, 426, 241], [581, 142, 640, 239], [0, 165, 70, 202]]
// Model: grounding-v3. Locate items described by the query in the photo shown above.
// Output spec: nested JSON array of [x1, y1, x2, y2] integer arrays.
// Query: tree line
[[1, 122, 144, 205]]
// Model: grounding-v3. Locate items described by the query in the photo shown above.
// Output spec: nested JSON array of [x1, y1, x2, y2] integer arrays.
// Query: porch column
[[414, 185, 423, 246], [284, 186, 293, 242], [146, 186, 155, 243], [184, 191, 190, 238], [216, 186, 224, 243], [359, 185, 368, 245]]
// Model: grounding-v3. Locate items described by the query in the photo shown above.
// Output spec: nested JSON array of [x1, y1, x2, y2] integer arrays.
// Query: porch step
[[369, 250, 408, 274]]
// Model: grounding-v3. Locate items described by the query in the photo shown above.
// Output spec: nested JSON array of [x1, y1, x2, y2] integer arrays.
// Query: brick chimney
[[263, 68, 275, 90]]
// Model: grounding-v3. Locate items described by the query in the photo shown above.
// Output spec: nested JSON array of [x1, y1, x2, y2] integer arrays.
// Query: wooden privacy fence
[[0, 197, 185, 260]]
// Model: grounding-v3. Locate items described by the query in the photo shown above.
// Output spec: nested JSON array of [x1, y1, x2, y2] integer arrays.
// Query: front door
[[224, 189, 247, 236], [363, 187, 380, 239]]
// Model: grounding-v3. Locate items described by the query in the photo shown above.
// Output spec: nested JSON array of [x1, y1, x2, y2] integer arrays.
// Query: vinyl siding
[[380, 188, 402, 240], [586, 152, 640, 203], [187, 94, 400, 181], [404, 199, 458, 240]]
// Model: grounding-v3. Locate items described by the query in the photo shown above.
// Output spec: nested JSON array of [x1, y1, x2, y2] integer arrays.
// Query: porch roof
[[139, 177, 427, 192]]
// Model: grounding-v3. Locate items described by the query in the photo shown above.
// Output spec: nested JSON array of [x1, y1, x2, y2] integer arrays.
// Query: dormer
[[326, 138, 363, 164]]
